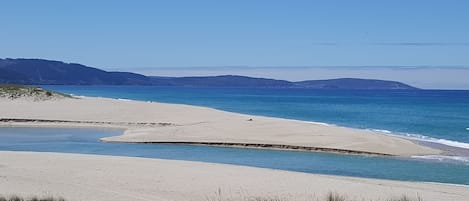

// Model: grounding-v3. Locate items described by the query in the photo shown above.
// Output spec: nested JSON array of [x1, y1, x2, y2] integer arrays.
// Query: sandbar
[[0, 96, 441, 156]]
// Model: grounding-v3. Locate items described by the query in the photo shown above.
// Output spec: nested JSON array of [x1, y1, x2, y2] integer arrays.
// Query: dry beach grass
[[0, 195, 65, 201], [0, 85, 71, 101], [0, 193, 424, 201]]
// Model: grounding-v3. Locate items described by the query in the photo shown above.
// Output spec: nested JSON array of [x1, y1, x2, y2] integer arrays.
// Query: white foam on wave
[[308, 121, 334, 126], [466, 128, 469, 131], [370, 129, 469, 150], [411, 155, 469, 164], [117, 98, 132, 101], [371, 129, 392, 134], [401, 133, 469, 150], [423, 182, 469, 188], [431, 138, 469, 150], [284, 119, 335, 126]]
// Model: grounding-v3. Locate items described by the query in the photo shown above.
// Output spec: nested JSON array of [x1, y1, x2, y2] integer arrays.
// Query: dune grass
[[0, 192, 423, 201], [0, 85, 72, 100], [207, 192, 424, 201], [323, 193, 423, 201], [0, 195, 65, 201]]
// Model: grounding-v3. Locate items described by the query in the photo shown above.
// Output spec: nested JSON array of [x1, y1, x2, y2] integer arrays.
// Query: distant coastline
[[0, 58, 418, 89]]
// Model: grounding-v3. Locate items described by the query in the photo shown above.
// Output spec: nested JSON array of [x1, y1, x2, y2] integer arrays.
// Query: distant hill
[[149, 75, 293, 87], [295, 78, 416, 90], [0, 58, 152, 85], [0, 58, 418, 90]]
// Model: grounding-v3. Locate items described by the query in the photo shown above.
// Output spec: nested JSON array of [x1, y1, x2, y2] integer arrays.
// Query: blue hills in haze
[[0, 58, 418, 90]]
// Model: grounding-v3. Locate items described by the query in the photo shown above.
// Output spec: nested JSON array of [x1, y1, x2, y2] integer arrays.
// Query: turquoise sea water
[[1, 127, 468, 185], [42, 86, 469, 150]]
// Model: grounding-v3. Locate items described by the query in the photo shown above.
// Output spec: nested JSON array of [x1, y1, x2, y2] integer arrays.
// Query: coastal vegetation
[[0, 85, 71, 101], [0, 195, 65, 201], [206, 192, 423, 201], [0, 193, 423, 201]]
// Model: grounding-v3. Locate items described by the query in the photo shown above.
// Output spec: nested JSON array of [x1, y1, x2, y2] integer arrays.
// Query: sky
[[1, 0, 469, 89]]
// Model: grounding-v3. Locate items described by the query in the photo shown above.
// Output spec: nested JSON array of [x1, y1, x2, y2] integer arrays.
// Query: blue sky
[[1, 0, 469, 88]]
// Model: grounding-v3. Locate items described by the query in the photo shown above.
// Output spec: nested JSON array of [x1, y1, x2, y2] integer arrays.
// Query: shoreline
[[3, 121, 466, 162], [2, 116, 467, 157], [1, 118, 391, 156], [109, 140, 394, 156], [0, 96, 442, 156], [0, 117, 436, 157], [56, 97, 469, 157], [1, 151, 468, 201], [1, 96, 468, 200], [45, 96, 469, 155]]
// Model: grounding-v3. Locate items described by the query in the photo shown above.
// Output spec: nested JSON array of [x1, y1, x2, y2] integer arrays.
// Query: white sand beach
[[1, 151, 468, 201], [0, 96, 440, 156], [0, 96, 467, 201], [3, 0, 467, 200]]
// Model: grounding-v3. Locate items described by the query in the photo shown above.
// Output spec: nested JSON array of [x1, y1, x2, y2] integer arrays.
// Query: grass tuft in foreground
[[207, 192, 424, 201], [325, 192, 345, 201], [0, 195, 65, 201], [385, 195, 423, 201], [323, 193, 423, 201], [1, 192, 424, 201]]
